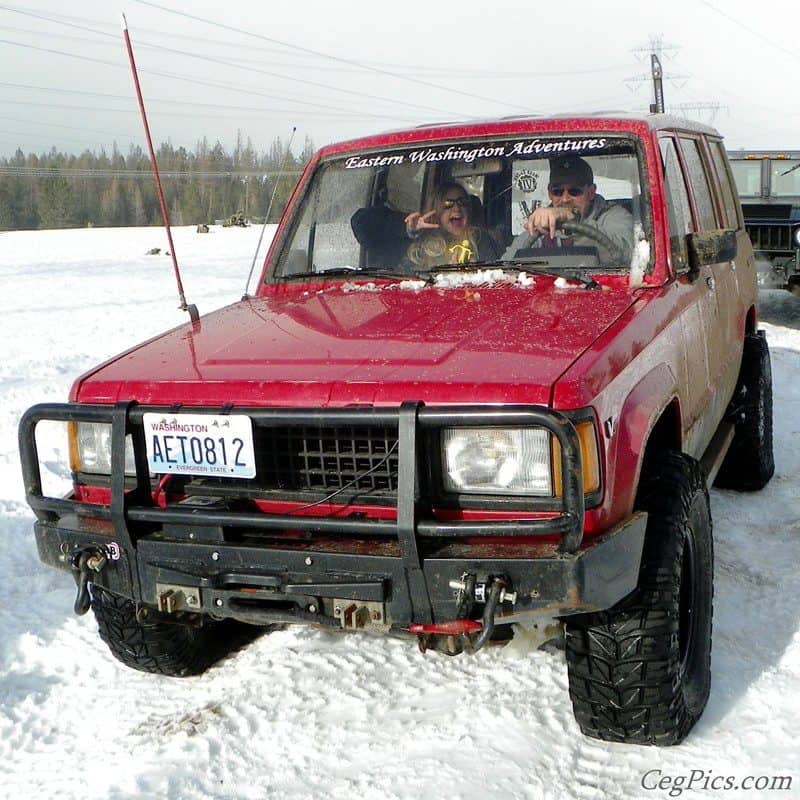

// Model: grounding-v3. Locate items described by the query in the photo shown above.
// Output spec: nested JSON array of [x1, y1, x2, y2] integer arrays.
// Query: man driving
[[504, 155, 634, 264]]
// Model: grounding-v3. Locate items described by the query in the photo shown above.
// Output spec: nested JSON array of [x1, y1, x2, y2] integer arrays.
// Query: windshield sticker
[[344, 138, 609, 169], [514, 170, 538, 193]]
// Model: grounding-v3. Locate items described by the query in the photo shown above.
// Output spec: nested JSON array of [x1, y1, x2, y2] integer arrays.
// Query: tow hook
[[71, 548, 108, 616], [410, 576, 516, 655]]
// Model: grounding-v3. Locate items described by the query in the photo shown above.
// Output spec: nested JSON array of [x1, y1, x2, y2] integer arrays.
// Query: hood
[[73, 279, 637, 407]]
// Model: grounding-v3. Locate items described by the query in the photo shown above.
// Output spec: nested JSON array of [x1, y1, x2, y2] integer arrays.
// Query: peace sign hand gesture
[[405, 209, 439, 235]]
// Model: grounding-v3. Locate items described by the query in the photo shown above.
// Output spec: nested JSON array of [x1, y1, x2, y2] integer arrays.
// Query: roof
[[316, 112, 722, 159], [727, 149, 800, 158]]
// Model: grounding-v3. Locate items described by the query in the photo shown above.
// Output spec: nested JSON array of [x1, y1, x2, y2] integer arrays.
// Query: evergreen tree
[[37, 171, 76, 228], [0, 133, 307, 230]]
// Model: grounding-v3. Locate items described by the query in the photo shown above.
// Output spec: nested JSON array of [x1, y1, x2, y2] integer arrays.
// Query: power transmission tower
[[668, 102, 726, 125], [626, 35, 688, 113], [626, 36, 726, 122]]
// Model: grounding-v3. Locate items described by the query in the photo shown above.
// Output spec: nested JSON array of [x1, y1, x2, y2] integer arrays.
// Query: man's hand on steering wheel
[[525, 206, 574, 238], [523, 207, 628, 263]]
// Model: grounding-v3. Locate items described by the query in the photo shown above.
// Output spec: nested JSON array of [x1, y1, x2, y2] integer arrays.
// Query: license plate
[[142, 413, 256, 479]]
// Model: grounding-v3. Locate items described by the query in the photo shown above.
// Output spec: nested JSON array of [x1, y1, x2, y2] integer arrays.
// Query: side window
[[659, 138, 693, 272], [279, 164, 371, 274], [708, 141, 741, 229], [679, 138, 719, 230], [385, 162, 424, 213]]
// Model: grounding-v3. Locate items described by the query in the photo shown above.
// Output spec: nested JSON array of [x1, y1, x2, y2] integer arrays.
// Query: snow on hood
[[327, 271, 535, 294]]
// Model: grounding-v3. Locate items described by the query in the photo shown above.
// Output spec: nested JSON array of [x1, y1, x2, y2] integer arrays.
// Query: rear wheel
[[91, 586, 260, 676], [565, 452, 713, 745], [715, 330, 774, 491]]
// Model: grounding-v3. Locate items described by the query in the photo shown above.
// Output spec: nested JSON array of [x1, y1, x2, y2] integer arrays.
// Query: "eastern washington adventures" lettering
[[343, 138, 609, 169]]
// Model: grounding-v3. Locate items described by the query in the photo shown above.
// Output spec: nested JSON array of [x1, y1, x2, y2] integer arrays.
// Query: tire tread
[[566, 452, 712, 745]]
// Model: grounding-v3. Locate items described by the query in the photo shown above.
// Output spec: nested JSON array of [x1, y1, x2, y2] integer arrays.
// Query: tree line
[[0, 133, 315, 231]]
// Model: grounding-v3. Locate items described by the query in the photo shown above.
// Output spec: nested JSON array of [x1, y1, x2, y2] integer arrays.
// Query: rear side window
[[659, 138, 693, 272], [679, 138, 718, 230], [708, 141, 741, 229]]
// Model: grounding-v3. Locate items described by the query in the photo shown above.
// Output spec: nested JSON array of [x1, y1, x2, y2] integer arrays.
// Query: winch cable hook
[[464, 578, 506, 655], [71, 549, 108, 616]]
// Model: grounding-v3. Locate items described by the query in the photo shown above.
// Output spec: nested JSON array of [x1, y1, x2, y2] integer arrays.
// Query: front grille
[[260, 425, 400, 492], [746, 223, 794, 252], [179, 424, 402, 498]]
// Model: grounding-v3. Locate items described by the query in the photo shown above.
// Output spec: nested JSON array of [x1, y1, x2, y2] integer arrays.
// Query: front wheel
[[565, 452, 713, 745], [91, 586, 261, 676]]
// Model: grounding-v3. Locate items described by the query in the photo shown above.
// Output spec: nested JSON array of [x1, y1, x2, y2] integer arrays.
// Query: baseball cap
[[548, 156, 594, 187]]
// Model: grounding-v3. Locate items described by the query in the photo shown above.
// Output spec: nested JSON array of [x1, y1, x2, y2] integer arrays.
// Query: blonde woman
[[404, 182, 501, 270]]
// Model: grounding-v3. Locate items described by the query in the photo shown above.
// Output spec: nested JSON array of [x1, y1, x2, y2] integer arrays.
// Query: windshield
[[272, 136, 646, 280], [771, 159, 800, 197]]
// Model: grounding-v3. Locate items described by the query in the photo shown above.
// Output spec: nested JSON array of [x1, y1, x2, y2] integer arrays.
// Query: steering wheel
[[560, 220, 628, 264]]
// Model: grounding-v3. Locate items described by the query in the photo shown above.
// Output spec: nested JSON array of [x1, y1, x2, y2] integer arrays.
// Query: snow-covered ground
[[1, 227, 798, 799]]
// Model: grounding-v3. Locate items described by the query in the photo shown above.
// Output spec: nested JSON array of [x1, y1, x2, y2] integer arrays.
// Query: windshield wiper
[[282, 267, 408, 281]]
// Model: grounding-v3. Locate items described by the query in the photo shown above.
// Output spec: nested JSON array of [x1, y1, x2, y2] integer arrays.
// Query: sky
[[0, 0, 798, 161]]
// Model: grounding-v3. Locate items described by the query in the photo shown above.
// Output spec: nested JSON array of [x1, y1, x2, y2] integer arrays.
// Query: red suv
[[20, 113, 773, 746]]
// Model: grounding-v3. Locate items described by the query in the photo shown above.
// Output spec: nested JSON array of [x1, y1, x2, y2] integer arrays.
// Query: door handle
[[706, 275, 715, 290]]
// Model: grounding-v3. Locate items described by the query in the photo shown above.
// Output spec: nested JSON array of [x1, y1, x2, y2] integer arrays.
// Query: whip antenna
[[122, 14, 199, 323], [243, 126, 297, 299]]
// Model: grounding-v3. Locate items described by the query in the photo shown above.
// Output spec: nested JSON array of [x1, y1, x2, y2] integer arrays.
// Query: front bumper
[[20, 402, 646, 629]]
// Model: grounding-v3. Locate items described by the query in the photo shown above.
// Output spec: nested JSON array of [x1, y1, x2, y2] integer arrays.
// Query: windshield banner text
[[343, 138, 609, 169]]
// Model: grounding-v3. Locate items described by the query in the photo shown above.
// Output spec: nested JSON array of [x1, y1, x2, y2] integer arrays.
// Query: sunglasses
[[440, 196, 471, 209], [548, 185, 586, 197]]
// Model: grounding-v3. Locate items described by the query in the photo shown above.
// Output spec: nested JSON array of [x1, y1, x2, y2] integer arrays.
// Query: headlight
[[442, 427, 552, 495], [442, 420, 602, 498], [794, 226, 800, 247], [68, 422, 136, 476]]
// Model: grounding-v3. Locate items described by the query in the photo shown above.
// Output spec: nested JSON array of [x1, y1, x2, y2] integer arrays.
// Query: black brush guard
[[19, 402, 646, 630]]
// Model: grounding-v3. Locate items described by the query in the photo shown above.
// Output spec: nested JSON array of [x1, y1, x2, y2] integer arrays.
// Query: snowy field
[[1, 226, 799, 800]]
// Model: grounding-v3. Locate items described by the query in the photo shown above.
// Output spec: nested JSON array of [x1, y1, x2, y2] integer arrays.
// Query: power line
[[0, 94, 429, 123], [625, 34, 725, 120], [0, 3, 631, 79], [0, 15, 629, 80], [0, 111, 132, 140], [132, 0, 533, 113], [698, 0, 800, 63], [0, 28, 461, 119], [0, 5, 492, 118], [121, 35, 464, 117], [0, 132, 112, 151], [0, 166, 303, 179], [627, 35, 689, 94], [667, 102, 726, 125], [0, 38, 442, 121]]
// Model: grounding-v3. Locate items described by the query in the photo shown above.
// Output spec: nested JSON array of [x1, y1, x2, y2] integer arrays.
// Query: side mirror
[[687, 229, 738, 270]]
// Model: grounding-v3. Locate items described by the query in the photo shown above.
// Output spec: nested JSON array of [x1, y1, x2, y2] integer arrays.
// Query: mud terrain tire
[[714, 330, 774, 491], [565, 452, 713, 745], [91, 586, 256, 676]]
